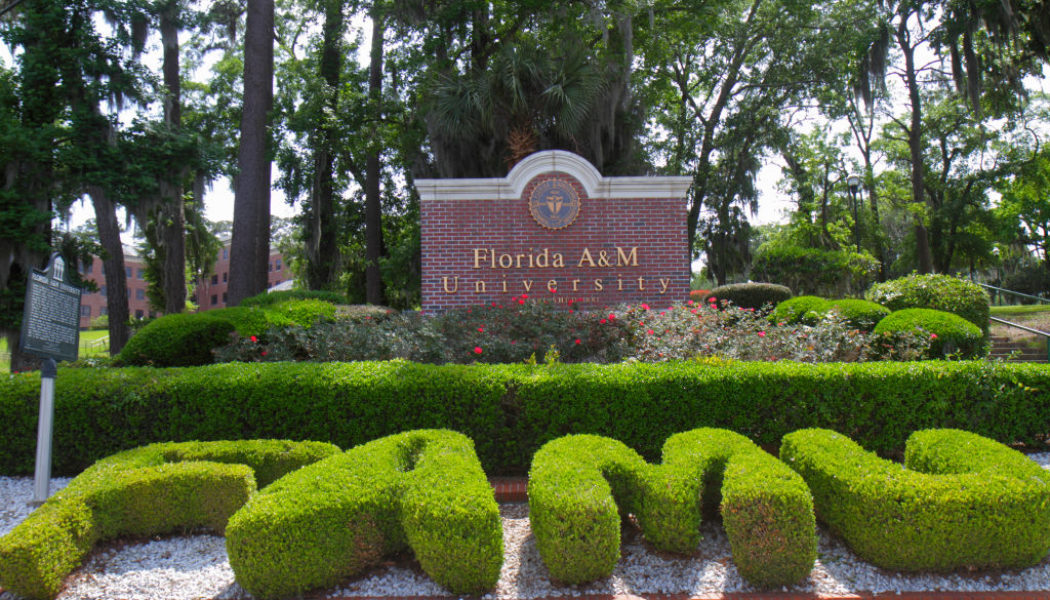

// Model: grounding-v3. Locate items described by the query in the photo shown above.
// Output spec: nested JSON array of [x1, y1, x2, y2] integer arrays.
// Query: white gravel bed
[[0, 453, 1047, 599]]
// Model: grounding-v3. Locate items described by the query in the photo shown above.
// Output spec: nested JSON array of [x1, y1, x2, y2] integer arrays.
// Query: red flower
[[930, 333, 938, 340], [758, 331, 766, 338], [261, 350, 268, 356], [521, 294, 529, 299], [647, 329, 655, 335], [249, 335, 258, 343], [491, 302, 497, 307], [474, 346, 483, 354], [608, 313, 616, 320], [688, 300, 695, 306], [477, 327, 484, 333], [574, 339, 581, 345], [518, 299, 525, 305], [599, 318, 607, 324], [641, 303, 650, 311], [709, 296, 718, 303]]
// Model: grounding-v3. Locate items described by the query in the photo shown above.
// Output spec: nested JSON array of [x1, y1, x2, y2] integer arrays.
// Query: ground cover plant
[[225, 429, 503, 598], [528, 429, 816, 587], [781, 428, 1050, 571], [0, 440, 340, 600]]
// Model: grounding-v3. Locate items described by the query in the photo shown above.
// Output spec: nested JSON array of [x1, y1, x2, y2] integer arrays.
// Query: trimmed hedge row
[[226, 429, 502, 598], [874, 308, 985, 358], [528, 429, 815, 587], [780, 428, 1050, 571], [0, 440, 339, 600], [3, 361, 1050, 477]]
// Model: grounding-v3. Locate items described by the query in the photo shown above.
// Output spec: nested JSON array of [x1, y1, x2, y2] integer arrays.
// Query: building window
[[81, 305, 91, 317], [126, 266, 133, 278], [135, 309, 144, 319], [136, 288, 145, 300], [211, 294, 218, 306], [137, 268, 145, 279], [276, 259, 282, 271], [82, 261, 93, 275], [222, 248, 228, 259], [222, 272, 227, 282], [268, 262, 273, 272], [222, 292, 228, 304], [211, 274, 219, 285], [100, 286, 107, 297], [100, 307, 107, 316]]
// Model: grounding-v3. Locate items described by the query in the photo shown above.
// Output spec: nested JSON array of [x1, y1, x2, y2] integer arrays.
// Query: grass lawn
[[990, 304, 1050, 316], [0, 329, 110, 373]]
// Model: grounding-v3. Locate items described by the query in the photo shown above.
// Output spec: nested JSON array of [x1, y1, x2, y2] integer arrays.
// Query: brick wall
[[419, 151, 691, 312]]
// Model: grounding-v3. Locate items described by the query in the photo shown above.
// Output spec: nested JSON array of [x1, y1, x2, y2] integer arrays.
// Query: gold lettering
[[597, 250, 611, 267], [442, 277, 459, 293], [594, 279, 604, 291], [637, 276, 646, 291], [617, 278, 623, 291], [547, 279, 557, 292], [659, 278, 670, 294], [553, 253, 565, 268], [502, 277, 508, 292], [536, 248, 549, 268], [523, 280, 533, 292], [578, 248, 596, 267], [572, 279, 580, 291], [473, 249, 488, 269], [516, 254, 525, 268], [498, 254, 513, 268], [616, 247, 638, 267], [490, 249, 496, 269], [475, 280, 487, 293]]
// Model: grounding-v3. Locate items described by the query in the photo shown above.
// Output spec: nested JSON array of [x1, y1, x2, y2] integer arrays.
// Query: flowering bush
[[615, 303, 930, 363], [215, 298, 931, 365], [215, 297, 633, 365]]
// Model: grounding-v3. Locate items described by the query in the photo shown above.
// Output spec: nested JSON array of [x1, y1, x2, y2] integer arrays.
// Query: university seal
[[529, 179, 580, 230]]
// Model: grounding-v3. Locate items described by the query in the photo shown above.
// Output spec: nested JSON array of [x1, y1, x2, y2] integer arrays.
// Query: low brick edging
[[491, 476, 528, 502]]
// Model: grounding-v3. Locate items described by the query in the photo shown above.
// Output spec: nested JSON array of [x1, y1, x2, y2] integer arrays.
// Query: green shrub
[[0, 440, 338, 600], [873, 308, 985, 358], [3, 361, 1050, 478], [240, 289, 348, 307], [528, 429, 815, 587], [780, 428, 1050, 571], [116, 313, 235, 366], [1002, 265, 1050, 301], [815, 299, 890, 331], [226, 430, 502, 598], [866, 274, 990, 333], [705, 282, 792, 311], [751, 244, 880, 297], [769, 296, 828, 325], [265, 298, 337, 329], [205, 306, 274, 338]]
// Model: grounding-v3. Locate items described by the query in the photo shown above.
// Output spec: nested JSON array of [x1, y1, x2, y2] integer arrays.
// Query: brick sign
[[417, 150, 692, 311]]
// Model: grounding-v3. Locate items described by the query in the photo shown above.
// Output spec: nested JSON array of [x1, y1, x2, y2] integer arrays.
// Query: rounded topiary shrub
[[206, 306, 274, 338], [872, 308, 985, 358], [770, 296, 828, 325], [866, 274, 989, 333], [819, 299, 891, 331], [240, 289, 348, 307], [266, 298, 337, 329], [117, 313, 236, 366], [706, 283, 792, 311]]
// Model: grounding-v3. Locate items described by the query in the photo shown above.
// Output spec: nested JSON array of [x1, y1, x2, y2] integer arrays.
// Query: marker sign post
[[19, 253, 82, 504]]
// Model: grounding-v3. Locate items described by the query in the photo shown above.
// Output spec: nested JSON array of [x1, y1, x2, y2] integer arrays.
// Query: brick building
[[78, 242, 287, 329]]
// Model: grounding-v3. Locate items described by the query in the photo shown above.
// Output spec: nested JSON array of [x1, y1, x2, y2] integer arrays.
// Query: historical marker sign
[[20, 253, 82, 363]]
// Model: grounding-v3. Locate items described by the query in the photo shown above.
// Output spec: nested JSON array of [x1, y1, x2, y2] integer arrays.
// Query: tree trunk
[[159, 4, 186, 314], [228, 0, 274, 306], [364, 10, 385, 305], [898, 13, 933, 273], [90, 187, 130, 355], [305, 0, 343, 290]]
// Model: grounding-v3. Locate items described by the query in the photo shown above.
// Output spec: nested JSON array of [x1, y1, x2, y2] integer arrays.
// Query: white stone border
[[415, 150, 693, 201]]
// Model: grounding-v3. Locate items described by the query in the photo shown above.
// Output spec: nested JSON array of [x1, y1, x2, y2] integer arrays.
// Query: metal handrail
[[989, 316, 1050, 362], [974, 282, 1050, 305]]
